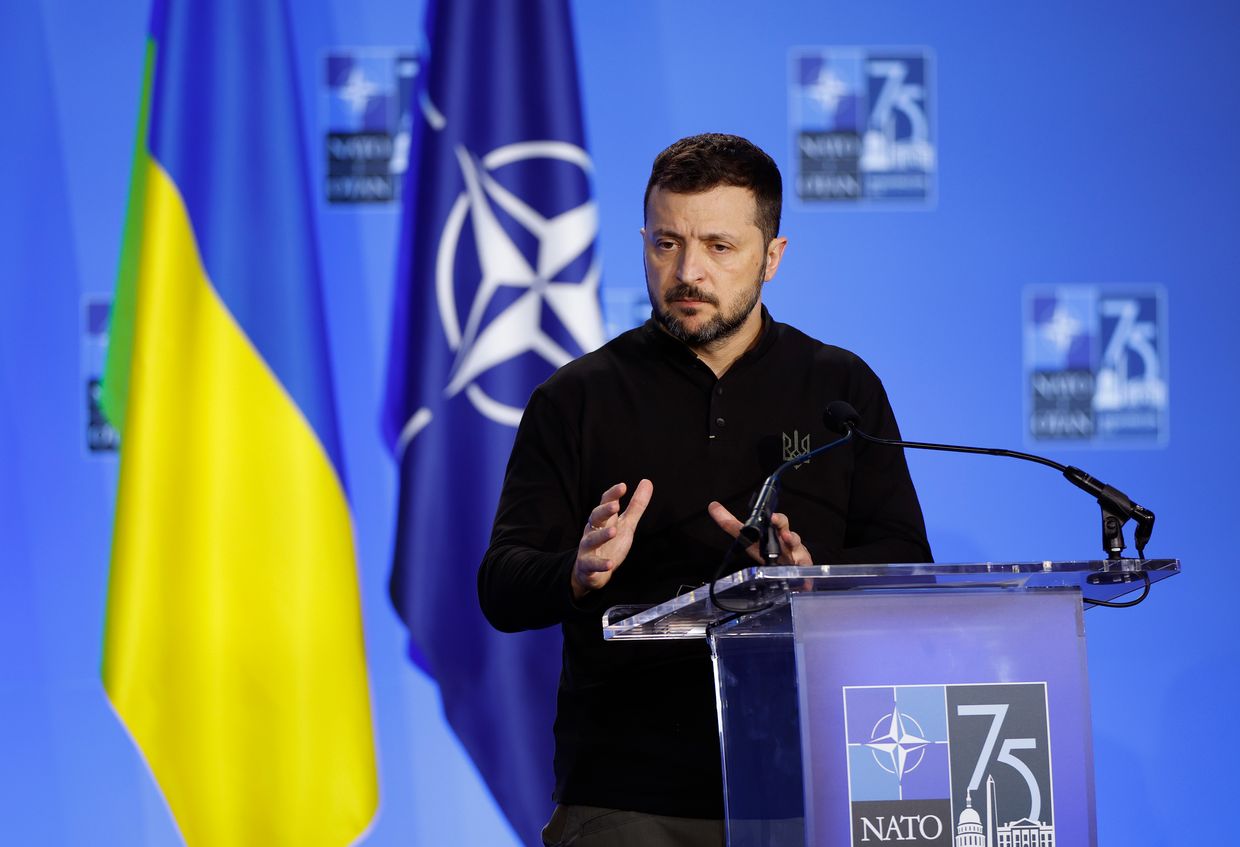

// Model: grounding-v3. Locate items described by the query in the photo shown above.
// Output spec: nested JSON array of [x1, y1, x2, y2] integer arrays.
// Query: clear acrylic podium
[[603, 558, 1179, 847]]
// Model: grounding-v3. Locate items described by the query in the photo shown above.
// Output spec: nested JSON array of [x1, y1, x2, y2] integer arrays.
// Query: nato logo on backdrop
[[844, 683, 1055, 847], [323, 50, 418, 204], [790, 48, 935, 205], [1024, 285, 1169, 445]]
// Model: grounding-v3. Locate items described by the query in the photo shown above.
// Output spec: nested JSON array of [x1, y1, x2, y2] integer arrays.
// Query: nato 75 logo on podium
[[844, 683, 1055, 846]]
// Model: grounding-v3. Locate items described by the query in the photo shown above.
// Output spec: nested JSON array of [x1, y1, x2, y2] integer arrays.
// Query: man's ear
[[763, 236, 789, 282]]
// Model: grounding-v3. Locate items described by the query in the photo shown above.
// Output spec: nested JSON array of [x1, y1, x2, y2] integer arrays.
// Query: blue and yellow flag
[[101, 2, 377, 845]]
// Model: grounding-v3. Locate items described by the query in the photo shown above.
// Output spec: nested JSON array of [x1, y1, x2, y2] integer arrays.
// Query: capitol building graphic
[[955, 775, 1055, 847]]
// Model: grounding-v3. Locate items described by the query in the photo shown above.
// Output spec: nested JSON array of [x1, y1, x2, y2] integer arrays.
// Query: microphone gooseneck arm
[[823, 400, 1156, 560]]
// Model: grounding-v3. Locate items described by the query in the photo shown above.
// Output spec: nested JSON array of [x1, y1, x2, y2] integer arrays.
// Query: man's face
[[642, 185, 785, 348]]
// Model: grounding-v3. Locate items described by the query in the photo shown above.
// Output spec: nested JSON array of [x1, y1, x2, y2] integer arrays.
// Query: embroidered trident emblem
[[782, 429, 811, 468]]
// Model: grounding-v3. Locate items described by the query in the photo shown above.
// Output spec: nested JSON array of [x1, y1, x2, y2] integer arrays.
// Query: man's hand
[[571, 479, 654, 600], [707, 501, 813, 565]]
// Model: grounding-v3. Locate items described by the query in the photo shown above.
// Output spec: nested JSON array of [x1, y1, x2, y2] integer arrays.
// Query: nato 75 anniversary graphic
[[323, 50, 418, 204], [844, 683, 1055, 846], [1024, 285, 1168, 445], [791, 48, 935, 204]]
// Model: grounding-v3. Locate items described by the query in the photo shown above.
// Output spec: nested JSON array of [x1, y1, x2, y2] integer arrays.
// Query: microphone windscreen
[[823, 400, 861, 434]]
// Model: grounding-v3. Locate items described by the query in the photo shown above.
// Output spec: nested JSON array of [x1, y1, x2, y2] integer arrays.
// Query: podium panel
[[791, 590, 1092, 847]]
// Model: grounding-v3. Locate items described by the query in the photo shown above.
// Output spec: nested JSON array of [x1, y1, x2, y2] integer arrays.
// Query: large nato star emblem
[[865, 706, 930, 781], [443, 144, 603, 401]]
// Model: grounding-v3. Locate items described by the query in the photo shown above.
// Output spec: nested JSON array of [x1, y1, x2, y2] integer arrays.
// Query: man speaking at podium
[[479, 134, 932, 846]]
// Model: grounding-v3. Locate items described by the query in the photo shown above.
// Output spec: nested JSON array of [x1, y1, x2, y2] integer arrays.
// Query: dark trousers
[[541, 804, 725, 847]]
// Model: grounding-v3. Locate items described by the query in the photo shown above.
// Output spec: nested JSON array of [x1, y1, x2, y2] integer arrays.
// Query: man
[[478, 133, 931, 846]]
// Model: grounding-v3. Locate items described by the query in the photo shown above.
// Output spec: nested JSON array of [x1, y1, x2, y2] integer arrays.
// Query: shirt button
[[715, 417, 726, 427], [715, 386, 724, 396]]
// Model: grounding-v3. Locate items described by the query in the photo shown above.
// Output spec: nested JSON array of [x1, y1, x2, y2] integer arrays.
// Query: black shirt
[[478, 311, 931, 818]]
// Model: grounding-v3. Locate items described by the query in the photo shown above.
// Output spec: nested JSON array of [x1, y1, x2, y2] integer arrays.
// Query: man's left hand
[[707, 501, 813, 565]]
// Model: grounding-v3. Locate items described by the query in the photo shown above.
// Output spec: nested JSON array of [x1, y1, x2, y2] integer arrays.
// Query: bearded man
[[479, 133, 932, 847]]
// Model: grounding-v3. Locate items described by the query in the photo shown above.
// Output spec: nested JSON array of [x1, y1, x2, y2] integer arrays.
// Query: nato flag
[[382, 1, 605, 844]]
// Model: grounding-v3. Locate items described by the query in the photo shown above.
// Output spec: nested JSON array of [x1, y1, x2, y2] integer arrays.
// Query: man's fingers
[[580, 525, 616, 550], [587, 500, 620, 530], [772, 513, 813, 565], [573, 480, 649, 600], [572, 552, 615, 600], [710, 502, 814, 564], [709, 500, 764, 562], [707, 500, 743, 538], [782, 530, 809, 564], [576, 555, 613, 575], [599, 481, 627, 505], [621, 478, 654, 525]]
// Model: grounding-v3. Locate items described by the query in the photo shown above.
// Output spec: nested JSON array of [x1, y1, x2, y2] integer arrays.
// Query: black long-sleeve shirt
[[478, 311, 931, 818]]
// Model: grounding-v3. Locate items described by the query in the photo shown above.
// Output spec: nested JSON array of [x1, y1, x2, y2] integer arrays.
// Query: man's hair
[[643, 133, 783, 245]]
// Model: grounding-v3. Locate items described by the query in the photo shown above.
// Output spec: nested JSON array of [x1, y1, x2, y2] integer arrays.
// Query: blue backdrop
[[3, 1, 1237, 844]]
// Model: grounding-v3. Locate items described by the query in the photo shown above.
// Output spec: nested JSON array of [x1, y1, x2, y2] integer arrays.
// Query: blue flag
[[382, 1, 605, 844]]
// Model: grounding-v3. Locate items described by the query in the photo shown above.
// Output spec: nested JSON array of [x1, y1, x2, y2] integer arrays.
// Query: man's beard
[[649, 263, 766, 347]]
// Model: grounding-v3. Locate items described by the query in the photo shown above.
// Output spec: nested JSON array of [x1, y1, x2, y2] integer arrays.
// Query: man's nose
[[676, 243, 706, 282]]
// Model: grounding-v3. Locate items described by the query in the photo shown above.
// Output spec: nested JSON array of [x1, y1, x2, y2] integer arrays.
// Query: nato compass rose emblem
[[865, 704, 931, 783], [435, 140, 604, 426]]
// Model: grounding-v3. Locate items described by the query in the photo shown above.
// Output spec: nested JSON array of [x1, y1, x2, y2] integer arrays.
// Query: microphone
[[709, 427, 855, 614], [823, 401, 861, 435], [822, 400, 1156, 560]]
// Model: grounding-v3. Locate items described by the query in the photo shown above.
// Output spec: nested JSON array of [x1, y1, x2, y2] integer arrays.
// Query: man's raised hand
[[571, 479, 654, 600]]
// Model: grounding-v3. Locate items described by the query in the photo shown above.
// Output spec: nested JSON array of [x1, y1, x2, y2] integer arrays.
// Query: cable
[[1083, 569, 1151, 608]]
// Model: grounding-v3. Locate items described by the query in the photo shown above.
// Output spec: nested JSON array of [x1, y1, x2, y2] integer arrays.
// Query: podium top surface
[[601, 558, 1180, 641]]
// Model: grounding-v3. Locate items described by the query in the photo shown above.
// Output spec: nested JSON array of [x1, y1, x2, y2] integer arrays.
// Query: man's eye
[[656, 240, 677, 250], [710, 243, 731, 252]]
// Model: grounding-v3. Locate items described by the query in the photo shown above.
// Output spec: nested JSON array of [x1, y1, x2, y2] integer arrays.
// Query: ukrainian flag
[[100, 2, 378, 845]]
